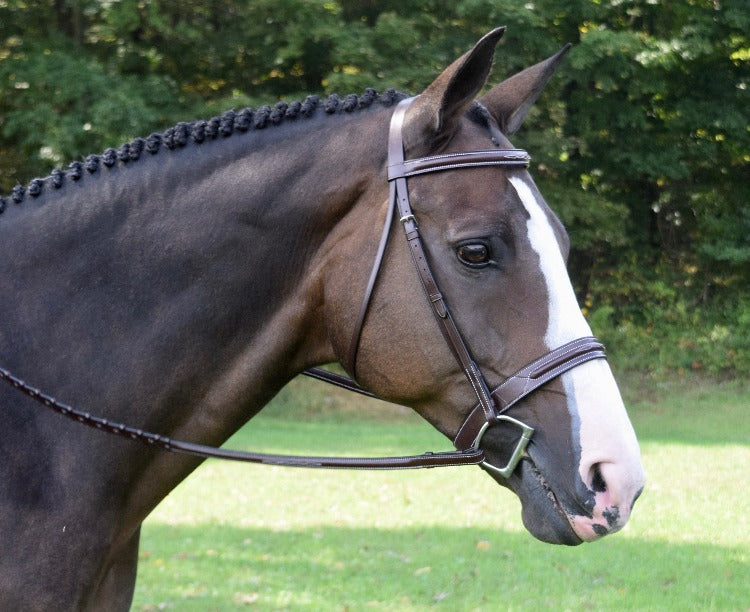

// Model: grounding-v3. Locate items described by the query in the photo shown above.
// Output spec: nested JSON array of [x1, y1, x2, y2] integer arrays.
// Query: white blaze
[[508, 175, 645, 540]]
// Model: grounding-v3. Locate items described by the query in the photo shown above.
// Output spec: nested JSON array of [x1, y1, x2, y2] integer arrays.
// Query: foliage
[[588, 260, 750, 375], [1, 0, 748, 374]]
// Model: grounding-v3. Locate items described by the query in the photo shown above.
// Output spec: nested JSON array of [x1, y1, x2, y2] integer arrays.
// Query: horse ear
[[403, 27, 506, 154], [479, 43, 572, 135]]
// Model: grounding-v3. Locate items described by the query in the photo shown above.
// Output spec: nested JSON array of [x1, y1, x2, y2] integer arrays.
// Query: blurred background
[[1, 0, 748, 378]]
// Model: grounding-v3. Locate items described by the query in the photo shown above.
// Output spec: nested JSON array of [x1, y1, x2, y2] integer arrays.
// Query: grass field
[[132, 377, 749, 611]]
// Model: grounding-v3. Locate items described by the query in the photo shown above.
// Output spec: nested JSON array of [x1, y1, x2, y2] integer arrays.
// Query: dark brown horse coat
[[0, 29, 644, 610]]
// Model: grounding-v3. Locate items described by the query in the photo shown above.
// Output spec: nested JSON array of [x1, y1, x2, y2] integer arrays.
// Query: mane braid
[[0, 88, 407, 213]]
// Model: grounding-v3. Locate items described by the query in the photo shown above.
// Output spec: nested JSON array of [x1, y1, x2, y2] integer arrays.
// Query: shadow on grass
[[134, 524, 748, 611]]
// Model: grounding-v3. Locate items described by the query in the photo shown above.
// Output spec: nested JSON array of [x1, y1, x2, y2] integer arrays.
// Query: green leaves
[[0, 36, 187, 176], [1, 0, 747, 373]]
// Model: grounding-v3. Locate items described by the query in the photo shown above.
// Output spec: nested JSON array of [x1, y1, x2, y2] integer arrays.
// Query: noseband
[[1, 97, 606, 475]]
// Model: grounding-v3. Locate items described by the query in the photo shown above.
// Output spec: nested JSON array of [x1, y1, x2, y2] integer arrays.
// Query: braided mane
[[0, 88, 407, 213]]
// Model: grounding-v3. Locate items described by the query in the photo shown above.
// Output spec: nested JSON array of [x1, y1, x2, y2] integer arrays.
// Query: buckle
[[399, 213, 417, 226], [473, 415, 534, 478]]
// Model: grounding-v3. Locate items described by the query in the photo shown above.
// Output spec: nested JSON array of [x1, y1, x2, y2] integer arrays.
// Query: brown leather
[[452, 337, 606, 451], [0, 366, 484, 469], [313, 97, 607, 471], [388, 149, 530, 180], [388, 101, 497, 424], [344, 99, 532, 380], [344, 187, 396, 374], [303, 366, 378, 398], [342, 98, 534, 424]]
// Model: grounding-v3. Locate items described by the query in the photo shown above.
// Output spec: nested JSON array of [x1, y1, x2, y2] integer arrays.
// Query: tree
[[1, 0, 748, 373]]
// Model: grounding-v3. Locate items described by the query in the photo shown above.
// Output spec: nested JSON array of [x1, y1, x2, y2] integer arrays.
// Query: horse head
[[328, 28, 645, 545]]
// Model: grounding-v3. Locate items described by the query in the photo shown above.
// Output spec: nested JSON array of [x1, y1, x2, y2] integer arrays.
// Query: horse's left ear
[[403, 27, 506, 155], [479, 43, 572, 135]]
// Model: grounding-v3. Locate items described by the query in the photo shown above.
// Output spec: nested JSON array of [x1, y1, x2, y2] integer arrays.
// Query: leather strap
[[0, 366, 484, 469], [388, 149, 530, 179], [344, 189, 395, 375], [453, 337, 606, 450], [342, 98, 531, 382], [386, 99, 498, 424], [303, 366, 377, 398]]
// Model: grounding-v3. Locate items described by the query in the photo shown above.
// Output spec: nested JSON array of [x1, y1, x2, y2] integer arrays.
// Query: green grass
[[132, 377, 749, 611]]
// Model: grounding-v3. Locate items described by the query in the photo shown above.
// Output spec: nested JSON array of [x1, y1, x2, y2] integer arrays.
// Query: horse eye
[[456, 242, 491, 267]]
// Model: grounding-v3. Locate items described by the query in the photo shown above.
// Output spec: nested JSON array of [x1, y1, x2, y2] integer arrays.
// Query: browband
[[388, 149, 530, 180]]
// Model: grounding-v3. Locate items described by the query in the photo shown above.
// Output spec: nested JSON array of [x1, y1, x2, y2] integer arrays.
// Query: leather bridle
[[308, 97, 606, 476], [0, 97, 606, 475]]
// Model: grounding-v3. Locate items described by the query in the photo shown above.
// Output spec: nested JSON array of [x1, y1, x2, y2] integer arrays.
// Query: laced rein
[[0, 366, 480, 469], [0, 97, 606, 472]]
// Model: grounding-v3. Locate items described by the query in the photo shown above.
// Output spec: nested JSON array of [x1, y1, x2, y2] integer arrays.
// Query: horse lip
[[479, 432, 581, 544], [488, 456, 581, 545], [525, 459, 583, 544]]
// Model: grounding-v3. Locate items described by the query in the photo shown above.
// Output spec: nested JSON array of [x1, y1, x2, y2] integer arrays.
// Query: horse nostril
[[590, 463, 607, 493], [572, 459, 645, 540]]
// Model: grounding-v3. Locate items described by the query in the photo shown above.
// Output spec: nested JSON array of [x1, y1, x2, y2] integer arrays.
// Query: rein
[[0, 366, 480, 469], [0, 97, 606, 473]]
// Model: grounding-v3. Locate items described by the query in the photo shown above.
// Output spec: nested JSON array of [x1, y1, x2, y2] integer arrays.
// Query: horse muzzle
[[496, 443, 644, 545]]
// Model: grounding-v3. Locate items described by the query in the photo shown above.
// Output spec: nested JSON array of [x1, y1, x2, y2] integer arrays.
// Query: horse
[[0, 28, 644, 610]]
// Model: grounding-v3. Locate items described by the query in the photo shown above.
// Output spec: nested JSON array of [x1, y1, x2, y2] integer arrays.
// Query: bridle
[[0, 97, 606, 475], [308, 97, 606, 476]]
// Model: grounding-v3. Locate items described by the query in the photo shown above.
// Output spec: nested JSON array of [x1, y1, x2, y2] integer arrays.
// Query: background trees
[[2, 0, 748, 374]]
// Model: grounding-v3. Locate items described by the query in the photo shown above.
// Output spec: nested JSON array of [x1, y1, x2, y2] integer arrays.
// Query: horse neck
[[0, 107, 389, 502]]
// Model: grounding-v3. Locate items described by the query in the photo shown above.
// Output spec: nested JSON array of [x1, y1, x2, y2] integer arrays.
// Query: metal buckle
[[473, 415, 534, 478]]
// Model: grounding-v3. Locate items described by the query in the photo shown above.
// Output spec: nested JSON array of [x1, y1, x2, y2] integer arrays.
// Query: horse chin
[[494, 459, 582, 546]]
